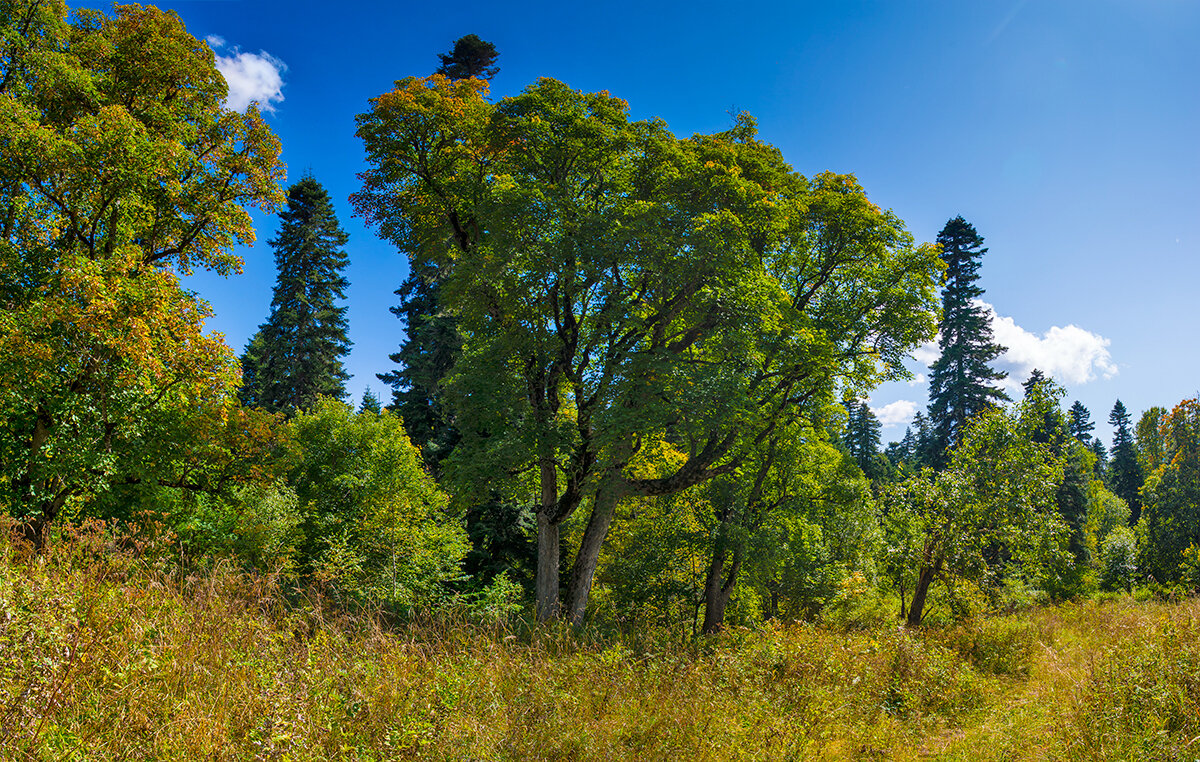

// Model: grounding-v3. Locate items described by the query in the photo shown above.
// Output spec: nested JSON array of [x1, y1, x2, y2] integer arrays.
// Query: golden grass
[[2, 524, 1198, 760]]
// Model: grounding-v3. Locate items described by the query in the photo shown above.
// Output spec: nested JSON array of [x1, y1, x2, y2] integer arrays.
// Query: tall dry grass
[[2, 521, 1198, 760]]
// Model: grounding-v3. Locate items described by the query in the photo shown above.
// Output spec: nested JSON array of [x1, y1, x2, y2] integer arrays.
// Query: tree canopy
[[0, 1, 284, 541], [353, 75, 943, 623]]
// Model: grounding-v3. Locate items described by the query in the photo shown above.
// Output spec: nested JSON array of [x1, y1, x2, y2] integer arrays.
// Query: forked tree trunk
[[701, 543, 742, 635]]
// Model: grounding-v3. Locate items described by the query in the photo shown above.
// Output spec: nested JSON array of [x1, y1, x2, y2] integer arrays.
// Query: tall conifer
[[1067, 400, 1095, 444], [240, 176, 351, 414], [1108, 399, 1144, 523], [926, 216, 1008, 465]]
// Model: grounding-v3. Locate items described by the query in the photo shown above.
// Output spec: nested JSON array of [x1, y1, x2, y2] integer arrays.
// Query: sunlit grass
[[2, 523, 1198, 760]]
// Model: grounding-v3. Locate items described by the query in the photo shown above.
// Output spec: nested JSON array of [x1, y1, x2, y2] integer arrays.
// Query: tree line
[[2, 6, 1198, 635]]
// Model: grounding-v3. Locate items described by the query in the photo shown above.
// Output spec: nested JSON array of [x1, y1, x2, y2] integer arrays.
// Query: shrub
[[1100, 525, 1138, 592], [290, 400, 469, 610]]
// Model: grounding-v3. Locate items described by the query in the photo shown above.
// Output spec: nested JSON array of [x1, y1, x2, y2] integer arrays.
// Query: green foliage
[[842, 397, 887, 482], [0, 1, 284, 537], [239, 177, 352, 415], [379, 262, 462, 470], [358, 387, 382, 415], [1067, 400, 1095, 443], [1137, 397, 1200, 584], [1107, 399, 1144, 522], [1100, 525, 1138, 593], [288, 399, 468, 609], [885, 395, 1067, 625], [1083, 481, 1129, 567], [821, 570, 892, 631], [435, 33, 499, 81], [354, 75, 943, 621], [1135, 405, 1168, 474]]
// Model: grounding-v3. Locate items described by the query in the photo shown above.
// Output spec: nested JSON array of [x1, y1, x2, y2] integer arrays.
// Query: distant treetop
[[436, 34, 499, 81]]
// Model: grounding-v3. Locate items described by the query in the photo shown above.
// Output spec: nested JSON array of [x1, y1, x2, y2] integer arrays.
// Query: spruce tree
[[1108, 399, 1144, 523], [843, 397, 883, 480], [1089, 438, 1108, 479], [926, 216, 1008, 465], [239, 176, 351, 414], [359, 388, 382, 415], [1067, 400, 1095, 444], [1022, 368, 1046, 397]]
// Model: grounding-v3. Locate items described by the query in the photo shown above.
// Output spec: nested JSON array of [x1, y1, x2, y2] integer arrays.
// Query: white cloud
[[981, 301, 1117, 385], [911, 341, 939, 366], [872, 399, 918, 428], [908, 372, 926, 387], [205, 34, 226, 49], [214, 49, 287, 113], [912, 301, 1117, 390]]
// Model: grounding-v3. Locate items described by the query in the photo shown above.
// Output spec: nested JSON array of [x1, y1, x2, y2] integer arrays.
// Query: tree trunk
[[564, 478, 624, 627], [20, 489, 70, 551], [906, 559, 941, 628], [535, 460, 560, 621], [701, 543, 742, 635]]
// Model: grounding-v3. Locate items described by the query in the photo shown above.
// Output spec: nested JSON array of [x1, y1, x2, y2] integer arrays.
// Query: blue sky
[[89, 0, 1199, 444]]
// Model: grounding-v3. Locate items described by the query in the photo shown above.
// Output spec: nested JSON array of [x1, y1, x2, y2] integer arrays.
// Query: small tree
[[289, 400, 468, 608], [886, 399, 1065, 627]]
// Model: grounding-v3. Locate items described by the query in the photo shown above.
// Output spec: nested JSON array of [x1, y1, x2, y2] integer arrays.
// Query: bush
[[1100, 525, 1138, 592], [290, 400, 469, 610], [822, 571, 893, 631]]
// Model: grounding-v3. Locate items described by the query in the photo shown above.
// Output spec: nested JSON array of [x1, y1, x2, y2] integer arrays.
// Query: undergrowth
[[1, 521, 1198, 760]]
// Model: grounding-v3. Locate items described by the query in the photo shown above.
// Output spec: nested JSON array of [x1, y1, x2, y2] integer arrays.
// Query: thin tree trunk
[[565, 478, 625, 627], [906, 558, 941, 628], [535, 459, 560, 621]]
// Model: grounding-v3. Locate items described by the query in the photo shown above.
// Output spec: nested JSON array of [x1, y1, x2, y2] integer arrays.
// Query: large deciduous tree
[[239, 176, 352, 414], [0, 2, 284, 542], [1138, 397, 1200, 582], [926, 216, 1008, 465], [353, 75, 942, 623]]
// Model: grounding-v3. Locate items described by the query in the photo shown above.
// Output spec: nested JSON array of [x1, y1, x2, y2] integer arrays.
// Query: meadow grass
[[2, 523, 1198, 760]]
